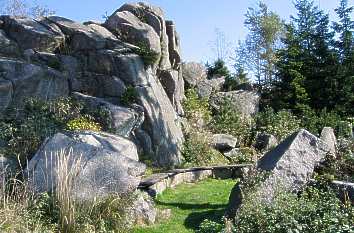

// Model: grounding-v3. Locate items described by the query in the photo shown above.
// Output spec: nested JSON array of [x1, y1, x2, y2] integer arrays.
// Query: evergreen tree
[[333, 0, 354, 115]]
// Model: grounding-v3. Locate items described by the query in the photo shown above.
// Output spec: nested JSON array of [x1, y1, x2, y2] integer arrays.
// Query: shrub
[[183, 89, 212, 127], [121, 85, 138, 106], [0, 98, 105, 164], [316, 138, 354, 182], [254, 107, 300, 141], [234, 186, 354, 233], [197, 219, 224, 233], [300, 107, 351, 137], [182, 131, 228, 167], [133, 42, 160, 66], [211, 99, 253, 146], [66, 116, 102, 132], [226, 147, 257, 164]]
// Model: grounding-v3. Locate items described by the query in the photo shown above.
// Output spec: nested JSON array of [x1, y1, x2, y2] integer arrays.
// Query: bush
[[0, 98, 105, 164], [182, 131, 228, 167], [121, 85, 138, 106], [66, 116, 102, 132], [133, 42, 160, 66], [254, 108, 300, 141], [316, 138, 354, 182], [211, 99, 253, 146], [183, 89, 212, 127], [234, 186, 354, 233], [197, 219, 224, 233]]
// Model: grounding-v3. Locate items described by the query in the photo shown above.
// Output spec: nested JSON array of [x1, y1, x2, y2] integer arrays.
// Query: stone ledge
[[138, 164, 252, 197]]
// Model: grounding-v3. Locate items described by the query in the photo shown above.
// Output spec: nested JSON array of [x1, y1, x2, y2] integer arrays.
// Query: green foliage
[[242, 2, 284, 87], [121, 85, 138, 106], [223, 67, 249, 91], [211, 99, 253, 146], [133, 42, 160, 66], [183, 89, 212, 126], [226, 147, 257, 164], [0, 98, 106, 164], [316, 138, 354, 182], [254, 108, 300, 141], [234, 186, 354, 233], [75, 194, 134, 233], [197, 219, 224, 233], [182, 131, 227, 167], [206, 59, 231, 79], [300, 107, 353, 137], [66, 116, 102, 132]]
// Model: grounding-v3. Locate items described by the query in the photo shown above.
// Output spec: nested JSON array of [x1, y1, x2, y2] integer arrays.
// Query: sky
[[32, 0, 353, 69]]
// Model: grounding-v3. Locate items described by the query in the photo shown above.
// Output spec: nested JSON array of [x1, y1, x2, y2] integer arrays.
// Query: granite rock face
[[0, 16, 65, 52], [0, 2, 185, 167], [0, 58, 69, 117]]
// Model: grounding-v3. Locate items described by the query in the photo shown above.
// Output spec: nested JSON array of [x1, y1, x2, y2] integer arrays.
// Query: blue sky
[[34, 0, 352, 68]]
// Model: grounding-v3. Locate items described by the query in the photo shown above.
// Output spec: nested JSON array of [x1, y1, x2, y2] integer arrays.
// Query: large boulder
[[226, 129, 329, 218], [72, 92, 144, 137], [71, 71, 127, 99], [0, 58, 69, 117], [182, 62, 207, 88], [84, 51, 149, 86], [104, 11, 161, 59], [27, 131, 146, 200], [212, 134, 237, 152], [320, 127, 336, 155], [0, 16, 64, 52], [210, 90, 260, 118]]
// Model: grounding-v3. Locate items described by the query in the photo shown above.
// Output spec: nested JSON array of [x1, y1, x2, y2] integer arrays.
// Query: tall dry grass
[[0, 149, 134, 233]]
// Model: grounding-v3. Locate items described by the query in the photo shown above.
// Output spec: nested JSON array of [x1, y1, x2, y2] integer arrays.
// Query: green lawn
[[133, 178, 236, 233]]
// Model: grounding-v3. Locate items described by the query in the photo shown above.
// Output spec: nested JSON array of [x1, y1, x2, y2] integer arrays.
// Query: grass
[[133, 178, 236, 233]]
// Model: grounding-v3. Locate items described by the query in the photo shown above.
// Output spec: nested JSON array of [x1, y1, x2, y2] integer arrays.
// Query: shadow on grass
[[155, 200, 226, 230], [184, 208, 225, 230]]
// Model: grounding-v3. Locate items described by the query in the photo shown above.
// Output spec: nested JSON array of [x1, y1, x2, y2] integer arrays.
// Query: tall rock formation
[[0, 2, 184, 167]]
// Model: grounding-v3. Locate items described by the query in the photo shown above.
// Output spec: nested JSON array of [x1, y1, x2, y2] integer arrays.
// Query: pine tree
[[333, 0, 354, 115]]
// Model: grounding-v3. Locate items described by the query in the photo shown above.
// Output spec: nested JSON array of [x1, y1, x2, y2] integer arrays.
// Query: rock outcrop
[[226, 129, 329, 218], [0, 2, 184, 167], [27, 131, 146, 200], [210, 90, 260, 118]]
